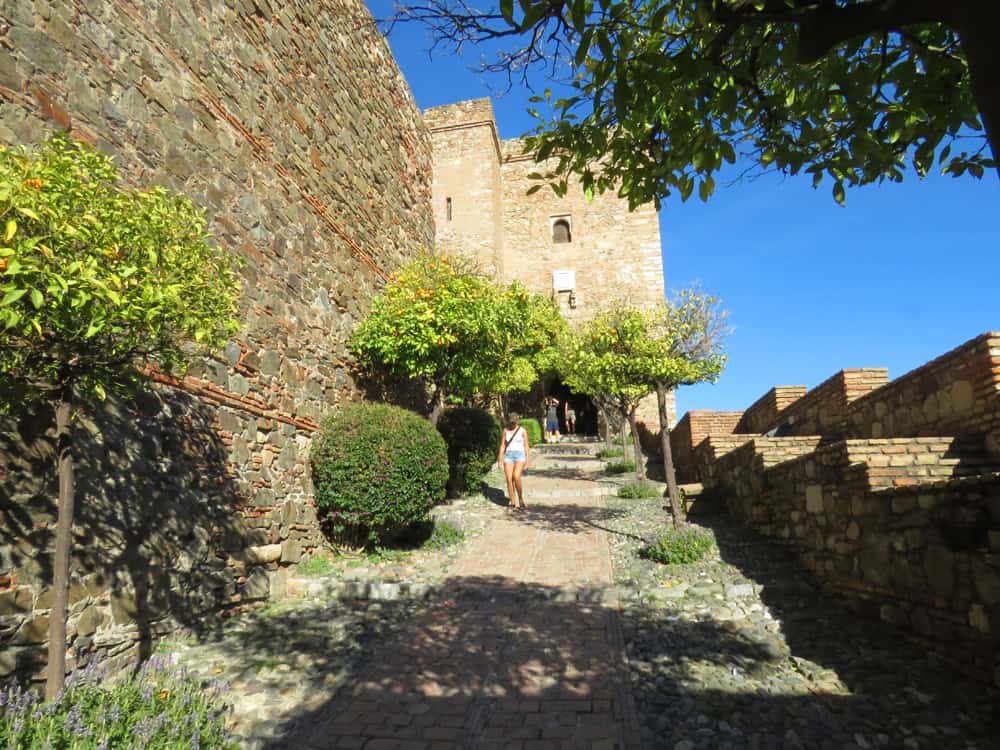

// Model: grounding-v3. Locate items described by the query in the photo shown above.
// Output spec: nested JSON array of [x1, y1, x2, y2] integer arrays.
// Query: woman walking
[[497, 412, 530, 509]]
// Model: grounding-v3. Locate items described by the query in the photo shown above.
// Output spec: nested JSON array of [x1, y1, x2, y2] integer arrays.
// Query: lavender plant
[[0, 658, 236, 749]]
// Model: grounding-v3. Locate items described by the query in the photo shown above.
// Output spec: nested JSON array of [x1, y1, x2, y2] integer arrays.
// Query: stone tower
[[424, 97, 675, 429], [424, 98, 665, 321]]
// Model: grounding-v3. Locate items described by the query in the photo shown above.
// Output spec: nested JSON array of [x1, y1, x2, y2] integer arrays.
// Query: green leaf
[[3, 220, 15, 242], [16, 207, 39, 221], [832, 181, 846, 206], [0, 288, 27, 306], [29, 289, 43, 309], [500, 0, 514, 24]]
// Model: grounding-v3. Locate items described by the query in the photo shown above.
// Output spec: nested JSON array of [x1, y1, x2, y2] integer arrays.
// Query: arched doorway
[[547, 380, 597, 436]]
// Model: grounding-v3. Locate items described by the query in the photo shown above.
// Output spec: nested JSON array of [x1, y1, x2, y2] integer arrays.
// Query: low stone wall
[[670, 411, 743, 483], [709, 436, 1000, 687], [844, 333, 1000, 450], [777, 369, 888, 437], [734, 386, 806, 435]]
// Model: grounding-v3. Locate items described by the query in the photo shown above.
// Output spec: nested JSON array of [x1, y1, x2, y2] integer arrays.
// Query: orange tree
[[351, 253, 562, 424], [392, 1, 998, 204], [0, 135, 240, 697]]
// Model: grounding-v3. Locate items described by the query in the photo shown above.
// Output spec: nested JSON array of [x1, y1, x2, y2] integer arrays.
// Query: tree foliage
[[0, 134, 240, 697], [391, 0, 999, 208], [629, 289, 729, 525], [351, 253, 565, 420], [559, 304, 653, 478], [0, 135, 239, 406]]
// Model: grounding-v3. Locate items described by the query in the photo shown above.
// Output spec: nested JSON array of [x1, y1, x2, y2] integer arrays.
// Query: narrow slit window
[[446, 197, 452, 221], [552, 218, 571, 243]]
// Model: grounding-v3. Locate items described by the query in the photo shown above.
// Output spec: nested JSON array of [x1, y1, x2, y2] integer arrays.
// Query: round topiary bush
[[519, 417, 542, 446], [311, 401, 448, 547], [437, 406, 501, 498]]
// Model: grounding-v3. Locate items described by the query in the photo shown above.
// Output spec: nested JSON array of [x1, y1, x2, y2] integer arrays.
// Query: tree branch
[[794, 0, 957, 64]]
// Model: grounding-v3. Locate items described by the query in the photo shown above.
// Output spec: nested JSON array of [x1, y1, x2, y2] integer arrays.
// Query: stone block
[[280, 538, 302, 564], [891, 494, 918, 514], [0, 587, 33, 616], [248, 544, 282, 564], [110, 591, 139, 626], [971, 558, 1000, 606], [75, 605, 102, 637], [13, 614, 49, 645], [805, 485, 824, 514], [923, 545, 955, 598], [240, 569, 270, 601], [968, 604, 990, 634]]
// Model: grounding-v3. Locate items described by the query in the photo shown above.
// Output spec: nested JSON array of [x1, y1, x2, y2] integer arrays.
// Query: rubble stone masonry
[[674, 333, 1000, 690], [0, 0, 432, 683]]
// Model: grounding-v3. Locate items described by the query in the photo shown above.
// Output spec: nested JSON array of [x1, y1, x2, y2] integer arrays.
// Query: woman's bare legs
[[512, 462, 526, 507], [503, 461, 517, 507]]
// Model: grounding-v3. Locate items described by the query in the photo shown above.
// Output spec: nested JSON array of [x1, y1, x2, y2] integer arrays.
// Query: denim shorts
[[546, 419, 559, 431], [503, 449, 526, 464]]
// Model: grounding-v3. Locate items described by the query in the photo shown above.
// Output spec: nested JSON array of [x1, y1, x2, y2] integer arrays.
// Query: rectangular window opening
[[446, 197, 452, 221]]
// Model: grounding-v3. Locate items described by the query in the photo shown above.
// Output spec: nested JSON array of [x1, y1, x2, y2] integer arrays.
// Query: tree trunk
[[429, 383, 446, 427], [626, 407, 643, 483], [958, 2, 1000, 176], [657, 384, 685, 527], [46, 391, 75, 700]]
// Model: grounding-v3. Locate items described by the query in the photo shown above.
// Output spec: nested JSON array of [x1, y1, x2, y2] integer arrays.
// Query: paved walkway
[[272, 448, 640, 749]]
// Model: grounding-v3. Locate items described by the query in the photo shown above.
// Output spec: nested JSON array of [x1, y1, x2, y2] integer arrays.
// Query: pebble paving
[[165, 441, 999, 749]]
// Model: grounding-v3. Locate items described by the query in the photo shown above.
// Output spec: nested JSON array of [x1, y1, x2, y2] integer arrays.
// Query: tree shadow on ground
[[0, 388, 250, 683], [191, 573, 1000, 749], [674, 511, 1000, 747]]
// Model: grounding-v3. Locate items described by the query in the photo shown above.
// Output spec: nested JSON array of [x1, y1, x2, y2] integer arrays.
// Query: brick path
[[275, 450, 640, 749]]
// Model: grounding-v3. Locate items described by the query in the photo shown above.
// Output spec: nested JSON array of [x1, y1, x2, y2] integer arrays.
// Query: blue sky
[[366, 2, 1000, 417]]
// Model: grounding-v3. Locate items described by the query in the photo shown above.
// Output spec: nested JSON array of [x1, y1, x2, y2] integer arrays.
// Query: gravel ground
[[603, 495, 1000, 750]]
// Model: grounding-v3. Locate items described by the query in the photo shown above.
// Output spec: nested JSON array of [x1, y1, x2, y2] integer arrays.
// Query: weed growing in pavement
[[618, 481, 661, 499], [640, 525, 716, 565]]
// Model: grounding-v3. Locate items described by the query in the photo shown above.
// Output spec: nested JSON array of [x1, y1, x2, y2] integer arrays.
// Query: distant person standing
[[564, 401, 576, 435], [545, 397, 561, 442]]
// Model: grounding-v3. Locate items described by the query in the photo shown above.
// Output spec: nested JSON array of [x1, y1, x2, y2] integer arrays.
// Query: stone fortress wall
[[671, 332, 1000, 689], [0, 0, 433, 682]]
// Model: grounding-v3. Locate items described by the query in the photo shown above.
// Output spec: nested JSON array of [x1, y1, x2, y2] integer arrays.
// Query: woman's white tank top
[[505, 427, 526, 452]]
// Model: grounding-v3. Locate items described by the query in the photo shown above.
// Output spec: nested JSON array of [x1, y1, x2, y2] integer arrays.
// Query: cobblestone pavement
[[168, 444, 999, 749], [604, 494, 1000, 750]]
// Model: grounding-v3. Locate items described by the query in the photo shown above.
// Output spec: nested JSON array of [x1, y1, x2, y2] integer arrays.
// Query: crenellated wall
[[676, 332, 1000, 689], [0, 0, 433, 683], [733, 385, 807, 435]]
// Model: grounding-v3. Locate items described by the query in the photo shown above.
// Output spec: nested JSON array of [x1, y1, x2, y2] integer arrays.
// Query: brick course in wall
[[734, 385, 807, 435], [670, 411, 744, 482], [0, 0, 432, 683], [777, 369, 888, 437]]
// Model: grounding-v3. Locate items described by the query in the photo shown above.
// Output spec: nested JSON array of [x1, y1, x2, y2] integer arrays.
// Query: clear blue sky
[[367, 2, 1000, 417]]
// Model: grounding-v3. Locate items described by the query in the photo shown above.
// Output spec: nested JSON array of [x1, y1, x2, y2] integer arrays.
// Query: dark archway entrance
[[547, 380, 597, 436]]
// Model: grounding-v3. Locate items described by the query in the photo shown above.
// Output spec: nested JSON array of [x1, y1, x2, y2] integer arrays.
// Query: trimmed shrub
[[437, 407, 501, 497], [519, 417, 542, 447], [640, 525, 716, 565], [604, 459, 636, 475], [618, 481, 661, 499], [0, 658, 236, 749], [596, 447, 624, 459], [312, 401, 448, 547]]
